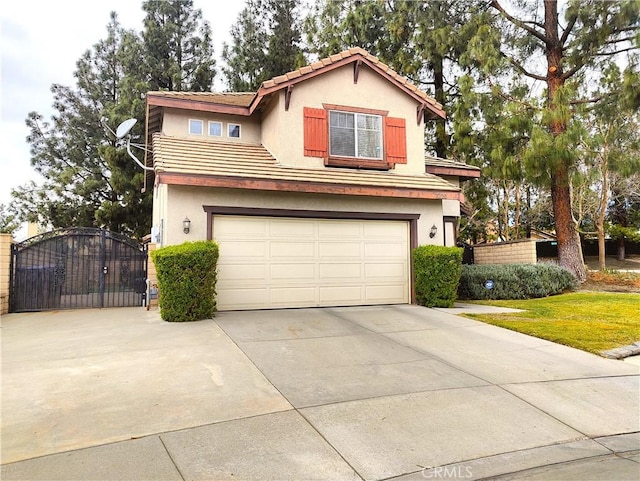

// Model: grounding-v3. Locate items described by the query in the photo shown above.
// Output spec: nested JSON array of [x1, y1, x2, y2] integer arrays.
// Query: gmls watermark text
[[422, 465, 473, 479]]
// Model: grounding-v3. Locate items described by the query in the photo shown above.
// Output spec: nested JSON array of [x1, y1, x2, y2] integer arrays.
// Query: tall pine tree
[[141, 0, 216, 91], [222, 0, 304, 92], [12, 1, 218, 237], [463, 0, 639, 280], [578, 63, 640, 268], [221, 0, 269, 91], [263, 0, 305, 79], [12, 13, 151, 237]]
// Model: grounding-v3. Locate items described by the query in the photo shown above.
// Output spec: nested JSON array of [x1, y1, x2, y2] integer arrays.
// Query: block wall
[[473, 239, 537, 265]]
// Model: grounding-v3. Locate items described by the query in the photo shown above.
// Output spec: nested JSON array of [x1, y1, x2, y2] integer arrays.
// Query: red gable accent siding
[[385, 117, 407, 164], [303, 107, 328, 157]]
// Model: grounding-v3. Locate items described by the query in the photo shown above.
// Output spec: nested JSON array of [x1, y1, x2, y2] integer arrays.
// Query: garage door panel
[[319, 263, 362, 279], [365, 284, 407, 302], [319, 222, 361, 238], [364, 262, 406, 279], [270, 263, 316, 280], [218, 264, 266, 281], [217, 288, 268, 308], [270, 242, 315, 257], [215, 218, 267, 236], [319, 286, 364, 304], [221, 241, 267, 258], [318, 242, 361, 258], [364, 222, 406, 239], [364, 243, 407, 258], [214, 216, 409, 310], [270, 287, 317, 305], [270, 220, 315, 237]]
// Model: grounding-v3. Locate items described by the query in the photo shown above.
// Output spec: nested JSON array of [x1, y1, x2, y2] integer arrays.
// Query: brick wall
[[473, 239, 537, 265], [0, 234, 13, 315]]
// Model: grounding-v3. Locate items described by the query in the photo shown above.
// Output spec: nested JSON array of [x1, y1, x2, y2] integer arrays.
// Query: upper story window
[[208, 121, 222, 137], [189, 119, 203, 135], [303, 105, 406, 170], [228, 123, 241, 138], [329, 111, 383, 160]]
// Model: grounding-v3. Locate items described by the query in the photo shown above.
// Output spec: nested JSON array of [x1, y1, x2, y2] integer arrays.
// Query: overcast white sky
[[0, 0, 244, 206]]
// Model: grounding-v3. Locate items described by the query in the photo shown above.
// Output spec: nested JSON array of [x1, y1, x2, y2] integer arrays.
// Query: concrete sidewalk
[[1, 305, 639, 480]]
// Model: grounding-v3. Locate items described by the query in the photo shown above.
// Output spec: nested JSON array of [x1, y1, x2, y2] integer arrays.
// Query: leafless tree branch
[[490, 0, 548, 44]]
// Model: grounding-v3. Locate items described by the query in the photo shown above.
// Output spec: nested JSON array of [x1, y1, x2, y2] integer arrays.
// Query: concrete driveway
[[1, 305, 639, 480]]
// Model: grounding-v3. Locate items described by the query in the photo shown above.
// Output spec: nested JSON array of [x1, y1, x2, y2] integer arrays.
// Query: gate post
[[0, 233, 12, 315]]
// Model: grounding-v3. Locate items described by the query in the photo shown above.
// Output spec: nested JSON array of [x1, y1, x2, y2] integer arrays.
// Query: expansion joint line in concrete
[[158, 436, 187, 481]]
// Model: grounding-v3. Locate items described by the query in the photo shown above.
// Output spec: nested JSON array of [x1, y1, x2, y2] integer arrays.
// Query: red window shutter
[[385, 117, 407, 164], [303, 107, 327, 157]]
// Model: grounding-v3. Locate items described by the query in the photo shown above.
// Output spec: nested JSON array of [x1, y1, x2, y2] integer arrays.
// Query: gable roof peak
[[145, 48, 444, 120], [257, 47, 443, 118]]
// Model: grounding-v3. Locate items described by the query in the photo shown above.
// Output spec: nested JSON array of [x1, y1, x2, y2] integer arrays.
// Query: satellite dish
[[114, 117, 153, 172], [116, 118, 137, 139]]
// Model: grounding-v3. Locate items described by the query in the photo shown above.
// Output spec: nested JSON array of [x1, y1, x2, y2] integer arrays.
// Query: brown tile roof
[[146, 91, 255, 107], [260, 47, 442, 111], [152, 134, 460, 199], [145, 48, 443, 117]]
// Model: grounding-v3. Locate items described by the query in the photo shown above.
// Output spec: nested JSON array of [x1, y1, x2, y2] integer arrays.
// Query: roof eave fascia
[[249, 55, 446, 120], [155, 172, 461, 201], [146, 93, 253, 116], [426, 165, 481, 179]]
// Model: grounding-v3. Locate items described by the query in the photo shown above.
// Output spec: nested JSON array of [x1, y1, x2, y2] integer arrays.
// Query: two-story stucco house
[[144, 48, 479, 311]]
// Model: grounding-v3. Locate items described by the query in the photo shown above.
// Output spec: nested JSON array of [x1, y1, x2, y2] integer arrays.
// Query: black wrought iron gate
[[10, 228, 148, 312]]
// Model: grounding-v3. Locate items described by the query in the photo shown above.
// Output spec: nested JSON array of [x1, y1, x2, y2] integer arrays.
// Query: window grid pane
[[189, 119, 203, 135], [358, 128, 382, 158], [357, 114, 382, 159], [329, 111, 355, 157], [209, 121, 222, 136], [228, 124, 241, 138], [329, 111, 382, 160]]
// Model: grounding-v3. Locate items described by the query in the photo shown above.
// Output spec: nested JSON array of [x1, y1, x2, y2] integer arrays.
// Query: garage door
[[214, 216, 409, 310]]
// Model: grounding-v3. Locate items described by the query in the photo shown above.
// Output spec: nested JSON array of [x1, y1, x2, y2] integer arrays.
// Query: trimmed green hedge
[[413, 245, 463, 308], [458, 263, 577, 300], [151, 241, 219, 322]]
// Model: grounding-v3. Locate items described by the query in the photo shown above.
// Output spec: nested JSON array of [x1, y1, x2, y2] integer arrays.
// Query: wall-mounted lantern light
[[183, 217, 191, 234], [429, 224, 438, 238]]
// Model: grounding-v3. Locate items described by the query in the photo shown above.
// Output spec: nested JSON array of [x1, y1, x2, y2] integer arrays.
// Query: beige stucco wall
[[146, 243, 159, 309], [0, 233, 12, 315], [438, 176, 461, 218], [442, 199, 461, 217], [152, 183, 168, 245], [473, 239, 538, 265], [261, 64, 428, 174], [259, 94, 284, 163], [157, 185, 445, 248], [161, 107, 262, 144], [440, 176, 460, 187]]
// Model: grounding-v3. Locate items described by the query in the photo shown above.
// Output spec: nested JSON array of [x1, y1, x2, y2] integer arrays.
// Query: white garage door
[[214, 216, 410, 310]]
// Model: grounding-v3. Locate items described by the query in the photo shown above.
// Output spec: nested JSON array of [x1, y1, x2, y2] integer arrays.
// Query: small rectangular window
[[208, 121, 222, 137], [228, 123, 241, 138], [189, 119, 203, 135]]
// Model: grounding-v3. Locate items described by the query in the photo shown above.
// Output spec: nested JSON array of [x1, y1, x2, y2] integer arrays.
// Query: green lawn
[[464, 292, 640, 354]]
